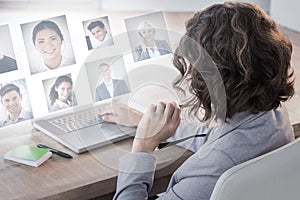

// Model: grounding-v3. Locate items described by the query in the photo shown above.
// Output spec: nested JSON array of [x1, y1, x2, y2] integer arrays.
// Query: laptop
[[32, 54, 179, 154], [32, 53, 139, 154], [32, 101, 137, 154]]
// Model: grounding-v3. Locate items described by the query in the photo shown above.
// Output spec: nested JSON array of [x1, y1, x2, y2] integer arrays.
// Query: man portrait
[[85, 55, 130, 103], [0, 82, 33, 127], [95, 63, 129, 101], [82, 16, 114, 50]]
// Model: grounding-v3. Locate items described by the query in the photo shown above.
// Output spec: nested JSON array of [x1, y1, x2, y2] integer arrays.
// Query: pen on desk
[[37, 144, 73, 159]]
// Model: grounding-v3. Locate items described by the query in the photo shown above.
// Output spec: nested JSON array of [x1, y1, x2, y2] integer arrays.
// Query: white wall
[[270, 0, 300, 32], [0, 0, 271, 13], [98, 0, 270, 13]]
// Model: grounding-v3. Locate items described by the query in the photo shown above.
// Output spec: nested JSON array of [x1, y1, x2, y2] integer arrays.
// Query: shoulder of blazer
[[113, 79, 125, 85], [97, 82, 106, 90], [133, 45, 143, 53], [155, 40, 170, 50], [155, 39, 167, 46]]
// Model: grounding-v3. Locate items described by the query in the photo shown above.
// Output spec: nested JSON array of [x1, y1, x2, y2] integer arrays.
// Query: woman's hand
[[98, 103, 143, 127], [132, 102, 181, 153]]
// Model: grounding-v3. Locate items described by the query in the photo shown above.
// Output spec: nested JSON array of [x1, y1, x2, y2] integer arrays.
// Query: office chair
[[210, 137, 300, 200]]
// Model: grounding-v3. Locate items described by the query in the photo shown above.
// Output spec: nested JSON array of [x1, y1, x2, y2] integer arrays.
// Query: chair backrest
[[210, 137, 300, 200]]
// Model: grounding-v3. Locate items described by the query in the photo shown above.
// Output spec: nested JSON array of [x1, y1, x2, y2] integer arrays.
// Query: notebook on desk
[[32, 101, 136, 154]]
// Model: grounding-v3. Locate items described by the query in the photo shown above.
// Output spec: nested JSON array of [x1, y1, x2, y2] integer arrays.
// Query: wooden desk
[[0, 121, 193, 200], [2, 120, 300, 200]]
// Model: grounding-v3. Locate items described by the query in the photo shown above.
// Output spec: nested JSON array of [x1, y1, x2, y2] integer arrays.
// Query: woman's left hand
[[132, 102, 181, 153]]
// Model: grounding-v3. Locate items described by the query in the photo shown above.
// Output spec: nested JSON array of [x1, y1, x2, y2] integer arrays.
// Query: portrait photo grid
[[0, 11, 173, 129]]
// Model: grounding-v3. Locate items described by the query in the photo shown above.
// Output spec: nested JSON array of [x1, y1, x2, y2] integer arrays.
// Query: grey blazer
[[132, 40, 172, 62], [0, 56, 17, 74], [113, 106, 294, 200], [95, 79, 129, 102]]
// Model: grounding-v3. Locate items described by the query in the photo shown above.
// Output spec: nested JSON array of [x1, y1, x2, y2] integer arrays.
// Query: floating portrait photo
[[124, 11, 172, 62], [0, 24, 18, 74], [21, 15, 76, 75], [85, 55, 130, 102], [0, 78, 33, 128], [42, 73, 77, 113], [82, 16, 114, 51]]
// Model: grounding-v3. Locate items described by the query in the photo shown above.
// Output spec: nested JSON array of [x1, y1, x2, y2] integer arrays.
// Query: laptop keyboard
[[48, 109, 104, 133]]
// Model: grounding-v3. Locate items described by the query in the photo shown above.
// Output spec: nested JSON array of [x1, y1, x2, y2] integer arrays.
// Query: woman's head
[[173, 2, 294, 121], [49, 75, 72, 105], [137, 21, 156, 42], [32, 20, 64, 62]]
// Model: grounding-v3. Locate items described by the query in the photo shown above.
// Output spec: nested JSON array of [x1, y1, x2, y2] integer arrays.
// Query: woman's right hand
[[132, 102, 181, 153]]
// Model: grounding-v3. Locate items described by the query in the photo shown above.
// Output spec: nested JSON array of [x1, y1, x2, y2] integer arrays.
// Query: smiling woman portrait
[[48, 75, 76, 112], [30, 19, 76, 74]]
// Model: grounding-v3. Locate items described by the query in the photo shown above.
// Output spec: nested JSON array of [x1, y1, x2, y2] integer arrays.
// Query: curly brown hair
[[173, 2, 294, 121]]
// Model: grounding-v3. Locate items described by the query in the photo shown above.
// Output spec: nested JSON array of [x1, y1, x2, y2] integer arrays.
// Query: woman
[[132, 21, 172, 62], [49, 75, 74, 112], [100, 2, 295, 200], [32, 20, 75, 74]]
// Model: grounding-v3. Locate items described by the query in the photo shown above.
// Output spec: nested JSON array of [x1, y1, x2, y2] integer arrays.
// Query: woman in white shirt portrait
[[32, 20, 75, 74], [132, 21, 171, 62], [48, 75, 75, 112]]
